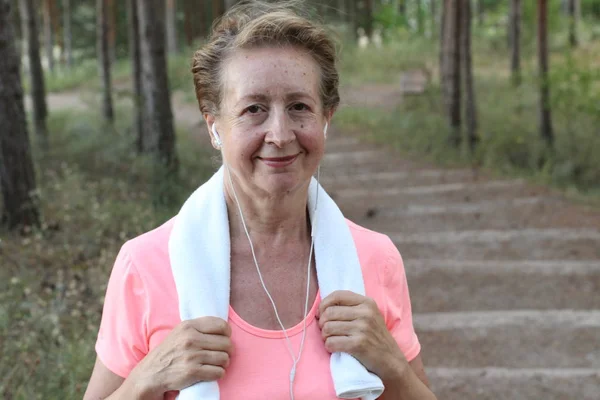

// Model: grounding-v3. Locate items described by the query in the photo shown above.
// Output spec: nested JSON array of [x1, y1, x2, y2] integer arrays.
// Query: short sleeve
[[95, 243, 149, 378], [381, 240, 421, 362]]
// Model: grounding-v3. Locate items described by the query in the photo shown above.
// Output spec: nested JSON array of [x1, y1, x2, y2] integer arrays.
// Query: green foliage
[[334, 36, 600, 198], [0, 109, 215, 398]]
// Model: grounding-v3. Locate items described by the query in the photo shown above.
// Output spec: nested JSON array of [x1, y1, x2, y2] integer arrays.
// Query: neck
[[224, 174, 311, 247]]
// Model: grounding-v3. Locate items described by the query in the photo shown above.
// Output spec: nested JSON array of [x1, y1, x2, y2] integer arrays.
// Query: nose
[[264, 109, 295, 148]]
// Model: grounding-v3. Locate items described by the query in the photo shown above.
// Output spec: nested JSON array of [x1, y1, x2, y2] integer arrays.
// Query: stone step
[[405, 259, 600, 313], [320, 168, 477, 190], [388, 228, 600, 260], [414, 310, 600, 368], [427, 367, 600, 400], [322, 150, 414, 172], [349, 196, 600, 232]]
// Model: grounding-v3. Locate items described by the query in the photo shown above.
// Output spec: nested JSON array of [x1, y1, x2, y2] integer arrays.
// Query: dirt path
[[43, 84, 600, 399]]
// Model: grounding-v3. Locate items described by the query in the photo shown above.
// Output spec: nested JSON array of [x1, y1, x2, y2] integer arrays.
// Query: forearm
[[379, 363, 437, 400]]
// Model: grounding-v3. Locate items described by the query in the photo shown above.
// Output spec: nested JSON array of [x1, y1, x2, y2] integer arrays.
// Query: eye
[[291, 103, 309, 111], [245, 105, 263, 114]]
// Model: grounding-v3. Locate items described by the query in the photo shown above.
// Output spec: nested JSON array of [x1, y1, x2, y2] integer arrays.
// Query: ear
[[203, 113, 220, 150]]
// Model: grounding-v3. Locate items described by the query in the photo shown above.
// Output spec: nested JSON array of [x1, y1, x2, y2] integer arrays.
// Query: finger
[[198, 333, 233, 353], [318, 291, 365, 317], [323, 335, 356, 354], [189, 364, 226, 383], [187, 317, 232, 336], [197, 350, 230, 368], [321, 320, 355, 339], [318, 305, 358, 328]]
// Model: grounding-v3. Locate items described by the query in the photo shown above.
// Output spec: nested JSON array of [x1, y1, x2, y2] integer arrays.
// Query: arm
[[83, 357, 143, 400], [379, 354, 437, 400]]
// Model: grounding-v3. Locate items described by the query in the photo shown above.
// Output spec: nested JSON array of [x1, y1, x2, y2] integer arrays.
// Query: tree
[[42, 0, 54, 72], [107, 0, 116, 62], [63, 0, 73, 67], [537, 0, 554, 149], [19, 0, 48, 148], [568, 0, 578, 47], [137, 0, 178, 171], [461, 0, 477, 151], [166, 0, 178, 54], [127, 0, 143, 151], [363, 0, 373, 39], [476, 0, 484, 26], [0, 0, 40, 229], [441, 0, 461, 146], [224, 0, 238, 10], [97, 0, 114, 122], [212, 0, 224, 22], [510, 0, 522, 85]]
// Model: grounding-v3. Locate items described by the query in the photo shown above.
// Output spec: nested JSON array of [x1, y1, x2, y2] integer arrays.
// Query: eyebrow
[[235, 91, 316, 107]]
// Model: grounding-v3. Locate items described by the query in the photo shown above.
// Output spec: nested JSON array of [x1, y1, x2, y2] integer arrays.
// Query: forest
[[1, 0, 600, 398]]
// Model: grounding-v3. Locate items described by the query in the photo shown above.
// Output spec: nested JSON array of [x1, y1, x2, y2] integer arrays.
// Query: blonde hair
[[191, 0, 340, 116]]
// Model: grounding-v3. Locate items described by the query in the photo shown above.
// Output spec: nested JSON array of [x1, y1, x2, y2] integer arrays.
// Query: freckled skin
[[205, 46, 331, 201]]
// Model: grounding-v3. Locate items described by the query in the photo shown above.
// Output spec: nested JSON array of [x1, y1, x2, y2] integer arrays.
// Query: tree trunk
[[127, 0, 143, 151], [19, 0, 48, 148], [63, 0, 72, 67], [510, 0, 522, 85], [441, 0, 462, 146], [97, 0, 114, 122], [50, 0, 61, 62], [0, 0, 40, 229], [440, 0, 448, 86], [42, 0, 54, 72], [398, 0, 406, 15], [348, 0, 357, 40], [107, 0, 116, 62], [212, 0, 224, 22], [568, 0, 578, 47], [224, 0, 237, 10], [430, 0, 437, 37], [461, 0, 477, 152], [184, 0, 193, 46], [166, 0, 178, 54], [537, 0, 554, 148], [416, 0, 425, 35], [449, 0, 461, 146], [137, 0, 178, 172], [440, 0, 462, 147], [364, 0, 373, 39]]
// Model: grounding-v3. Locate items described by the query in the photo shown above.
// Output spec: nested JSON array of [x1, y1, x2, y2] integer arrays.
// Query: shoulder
[[119, 217, 178, 298], [123, 217, 176, 260], [346, 219, 400, 267]]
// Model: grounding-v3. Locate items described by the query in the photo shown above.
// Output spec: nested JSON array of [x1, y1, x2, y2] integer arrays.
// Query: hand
[[127, 317, 233, 399], [317, 290, 407, 381]]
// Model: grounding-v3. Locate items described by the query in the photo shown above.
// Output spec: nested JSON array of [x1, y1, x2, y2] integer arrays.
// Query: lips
[[258, 154, 299, 167]]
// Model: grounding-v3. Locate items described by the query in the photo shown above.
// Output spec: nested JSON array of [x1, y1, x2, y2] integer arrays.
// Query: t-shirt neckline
[[228, 290, 321, 339]]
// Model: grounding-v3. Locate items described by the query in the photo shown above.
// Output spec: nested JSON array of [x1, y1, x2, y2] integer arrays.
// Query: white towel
[[169, 166, 384, 399]]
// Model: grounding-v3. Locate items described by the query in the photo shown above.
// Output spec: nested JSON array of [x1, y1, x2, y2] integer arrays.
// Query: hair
[[191, 0, 340, 117]]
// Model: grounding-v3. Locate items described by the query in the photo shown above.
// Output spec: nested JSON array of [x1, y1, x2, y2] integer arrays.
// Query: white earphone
[[212, 122, 328, 149], [212, 123, 222, 148]]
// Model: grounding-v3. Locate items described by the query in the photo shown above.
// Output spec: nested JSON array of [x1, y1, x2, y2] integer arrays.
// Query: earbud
[[212, 123, 222, 149], [324, 122, 328, 138]]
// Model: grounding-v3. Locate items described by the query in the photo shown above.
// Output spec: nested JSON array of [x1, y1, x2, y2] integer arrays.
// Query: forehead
[[222, 46, 321, 102]]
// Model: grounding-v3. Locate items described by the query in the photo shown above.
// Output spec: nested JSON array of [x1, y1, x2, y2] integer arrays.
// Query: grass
[[332, 32, 600, 200], [0, 107, 215, 398]]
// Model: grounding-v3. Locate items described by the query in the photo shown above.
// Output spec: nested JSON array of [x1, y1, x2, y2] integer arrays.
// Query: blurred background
[[1, 0, 599, 399]]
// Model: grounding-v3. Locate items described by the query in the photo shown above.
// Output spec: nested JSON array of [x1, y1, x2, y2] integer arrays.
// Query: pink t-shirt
[[95, 217, 421, 399]]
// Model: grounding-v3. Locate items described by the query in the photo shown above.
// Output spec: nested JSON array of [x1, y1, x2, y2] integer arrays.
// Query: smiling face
[[206, 46, 329, 198]]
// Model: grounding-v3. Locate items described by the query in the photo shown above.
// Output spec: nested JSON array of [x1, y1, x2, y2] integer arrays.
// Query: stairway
[[321, 131, 600, 400]]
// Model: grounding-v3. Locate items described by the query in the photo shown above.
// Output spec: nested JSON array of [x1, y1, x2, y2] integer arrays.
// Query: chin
[[259, 171, 308, 195]]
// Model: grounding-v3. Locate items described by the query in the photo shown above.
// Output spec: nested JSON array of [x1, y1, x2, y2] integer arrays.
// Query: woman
[[84, 1, 437, 399]]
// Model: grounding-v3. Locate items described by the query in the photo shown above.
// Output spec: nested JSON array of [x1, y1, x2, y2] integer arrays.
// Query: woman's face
[[207, 46, 329, 198]]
